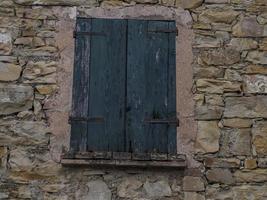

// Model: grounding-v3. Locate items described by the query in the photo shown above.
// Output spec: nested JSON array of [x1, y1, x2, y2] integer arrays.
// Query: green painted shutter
[[126, 20, 177, 154], [71, 18, 127, 152], [71, 18, 177, 154]]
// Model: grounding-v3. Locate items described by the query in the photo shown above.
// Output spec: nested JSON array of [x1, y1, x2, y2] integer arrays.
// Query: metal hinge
[[148, 29, 178, 36], [68, 116, 104, 123], [73, 31, 106, 38], [143, 118, 179, 126]]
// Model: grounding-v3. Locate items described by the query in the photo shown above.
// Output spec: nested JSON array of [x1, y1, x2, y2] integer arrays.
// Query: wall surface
[[0, 0, 267, 199]]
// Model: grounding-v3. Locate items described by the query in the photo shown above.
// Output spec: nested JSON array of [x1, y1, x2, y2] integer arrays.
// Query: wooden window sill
[[61, 152, 187, 169]]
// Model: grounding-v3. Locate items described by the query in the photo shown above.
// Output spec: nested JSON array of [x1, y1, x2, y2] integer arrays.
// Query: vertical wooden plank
[[167, 21, 177, 154], [87, 19, 127, 152], [127, 20, 177, 153], [70, 18, 91, 152], [127, 20, 147, 153]]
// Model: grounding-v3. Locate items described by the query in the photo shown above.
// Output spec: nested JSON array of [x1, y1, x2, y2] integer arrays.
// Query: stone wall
[[0, 0, 267, 199]]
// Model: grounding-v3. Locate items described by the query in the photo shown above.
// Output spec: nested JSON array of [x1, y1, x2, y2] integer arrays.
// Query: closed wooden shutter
[[127, 20, 177, 154], [70, 18, 177, 154]]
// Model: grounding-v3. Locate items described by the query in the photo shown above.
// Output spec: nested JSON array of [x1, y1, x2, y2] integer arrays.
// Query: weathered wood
[[113, 152, 132, 160], [61, 158, 186, 168], [167, 21, 177, 154], [132, 152, 151, 161], [151, 153, 168, 161], [87, 19, 127, 152], [127, 20, 177, 154], [70, 18, 92, 152]]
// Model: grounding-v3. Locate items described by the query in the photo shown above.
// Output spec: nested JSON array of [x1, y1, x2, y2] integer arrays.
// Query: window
[[68, 18, 179, 162]]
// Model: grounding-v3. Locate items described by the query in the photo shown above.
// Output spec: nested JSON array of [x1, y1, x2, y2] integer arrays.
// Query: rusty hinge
[[143, 118, 179, 126], [68, 116, 104, 123], [73, 31, 106, 38], [148, 29, 178, 36]]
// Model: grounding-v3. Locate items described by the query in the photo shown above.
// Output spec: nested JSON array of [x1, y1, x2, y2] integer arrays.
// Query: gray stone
[[206, 168, 234, 184], [183, 176, 205, 192], [117, 178, 143, 198], [224, 69, 242, 81], [0, 29, 12, 55], [246, 51, 267, 64], [194, 67, 224, 78], [13, 0, 98, 6], [258, 158, 267, 168], [206, 186, 233, 200], [23, 61, 57, 83], [221, 118, 252, 128], [252, 121, 267, 156], [224, 96, 267, 118], [243, 75, 267, 94], [195, 105, 223, 120], [257, 13, 267, 25], [176, 0, 203, 9], [220, 128, 251, 156], [193, 35, 221, 48], [233, 16, 267, 37], [234, 169, 267, 183], [233, 185, 267, 199], [0, 120, 49, 146], [199, 8, 239, 24], [0, 84, 33, 115], [87, 180, 111, 200], [0, 62, 21, 81], [196, 79, 241, 94], [205, 0, 228, 3], [195, 121, 220, 153], [143, 180, 171, 197], [228, 38, 258, 51], [200, 48, 240, 65], [184, 192, 205, 200], [204, 157, 240, 168]]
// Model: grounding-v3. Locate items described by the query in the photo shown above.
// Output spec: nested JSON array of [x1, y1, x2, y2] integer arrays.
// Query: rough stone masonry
[[0, 0, 267, 199]]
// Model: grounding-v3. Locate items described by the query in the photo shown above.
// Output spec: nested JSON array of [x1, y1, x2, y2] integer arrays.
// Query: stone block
[[246, 51, 267, 65], [0, 62, 21, 81], [199, 48, 240, 65], [233, 16, 267, 37], [206, 168, 234, 184], [143, 180, 172, 197], [199, 8, 239, 24], [220, 128, 251, 156], [176, 0, 203, 9], [22, 61, 57, 84], [195, 121, 220, 153], [224, 96, 267, 118], [0, 29, 12, 55], [0, 84, 33, 115], [245, 65, 267, 75], [184, 192, 205, 200], [117, 178, 142, 198], [204, 157, 240, 168], [183, 176, 205, 192], [221, 118, 252, 128], [233, 185, 267, 199], [196, 79, 241, 94], [194, 67, 224, 78], [243, 75, 267, 94], [195, 105, 223, 120], [234, 169, 267, 183], [252, 121, 267, 156], [244, 159, 257, 169], [228, 38, 258, 51]]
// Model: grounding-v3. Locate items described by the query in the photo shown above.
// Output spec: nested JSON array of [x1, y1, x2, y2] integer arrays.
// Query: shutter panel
[[87, 19, 127, 152], [127, 20, 177, 154], [70, 18, 91, 152]]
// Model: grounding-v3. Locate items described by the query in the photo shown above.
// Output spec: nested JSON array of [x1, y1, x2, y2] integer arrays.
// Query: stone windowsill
[[61, 152, 187, 169]]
